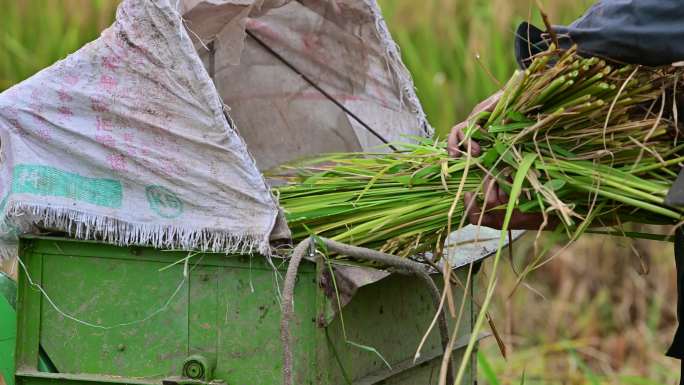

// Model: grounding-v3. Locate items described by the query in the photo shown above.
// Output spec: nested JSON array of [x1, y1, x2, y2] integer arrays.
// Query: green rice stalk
[[274, 46, 684, 261]]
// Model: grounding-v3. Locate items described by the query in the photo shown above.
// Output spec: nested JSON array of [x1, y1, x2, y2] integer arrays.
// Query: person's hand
[[463, 174, 558, 230], [447, 90, 502, 158], [449, 90, 556, 230]]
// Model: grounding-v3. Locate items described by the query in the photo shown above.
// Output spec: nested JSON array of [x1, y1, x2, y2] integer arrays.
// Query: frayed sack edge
[[0, 201, 273, 260]]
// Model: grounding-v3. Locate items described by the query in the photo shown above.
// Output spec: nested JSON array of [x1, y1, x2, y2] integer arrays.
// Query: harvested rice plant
[[2, 0, 681, 384]]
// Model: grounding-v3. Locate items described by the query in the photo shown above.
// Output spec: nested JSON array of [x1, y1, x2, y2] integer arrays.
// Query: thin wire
[[245, 29, 397, 151], [16, 252, 194, 330]]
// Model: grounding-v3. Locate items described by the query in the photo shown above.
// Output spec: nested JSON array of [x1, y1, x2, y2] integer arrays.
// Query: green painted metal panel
[[1, 272, 56, 385], [188, 266, 219, 360], [15, 372, 157, 385], [1, 288, 16, 385], [14, 237, 476, 385], [321, 271, 475, 385], [15, 249, 42, 371], [1, 272, 16, 308], [327, 274, 444, 376], [214, 259, 318, 385], [38, 252, 189, 377]]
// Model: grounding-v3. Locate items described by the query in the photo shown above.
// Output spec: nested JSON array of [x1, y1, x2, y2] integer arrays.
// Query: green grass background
[[1, 0, 680, 383]]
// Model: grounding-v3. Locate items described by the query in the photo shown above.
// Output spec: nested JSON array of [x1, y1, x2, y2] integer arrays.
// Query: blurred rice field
[[379, 0, 596, 137], [478, 231, 679, 384], [1, 0, 680, 383], [0, 0, 116, 90]]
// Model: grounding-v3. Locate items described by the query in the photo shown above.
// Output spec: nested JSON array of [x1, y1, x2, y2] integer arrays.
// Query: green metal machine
[[1, 236, 478, 385], [1, 271, 17, 385], [1, 271, 57, 385]]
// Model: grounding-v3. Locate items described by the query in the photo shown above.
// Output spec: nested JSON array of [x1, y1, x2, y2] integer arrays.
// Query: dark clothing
[[669, 230, 684, 359], [512, 0, 684, 380], [515, 0, 684, 68]]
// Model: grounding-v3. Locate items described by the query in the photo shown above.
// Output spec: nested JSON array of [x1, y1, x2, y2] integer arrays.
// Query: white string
[[16, 253, 194, 330], [182, 18, 211, 52], [152, 0, 211, 52]]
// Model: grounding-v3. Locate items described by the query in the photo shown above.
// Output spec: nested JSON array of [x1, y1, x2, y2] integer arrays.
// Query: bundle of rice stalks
[[275, 45, 684, 259]]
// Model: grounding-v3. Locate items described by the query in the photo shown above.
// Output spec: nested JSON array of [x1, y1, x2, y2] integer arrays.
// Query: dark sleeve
[[515, 0, 684, 68], [667, 229, 684, 360]]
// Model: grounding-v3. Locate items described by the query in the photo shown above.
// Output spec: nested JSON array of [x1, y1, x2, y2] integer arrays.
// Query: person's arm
[[450, 0, 684, 230], [516, 0, 684, 69]]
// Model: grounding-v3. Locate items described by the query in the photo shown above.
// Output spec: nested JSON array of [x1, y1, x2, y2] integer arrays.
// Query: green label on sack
[[145, 185, 183, 219], [12, 165, 123, 208]]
